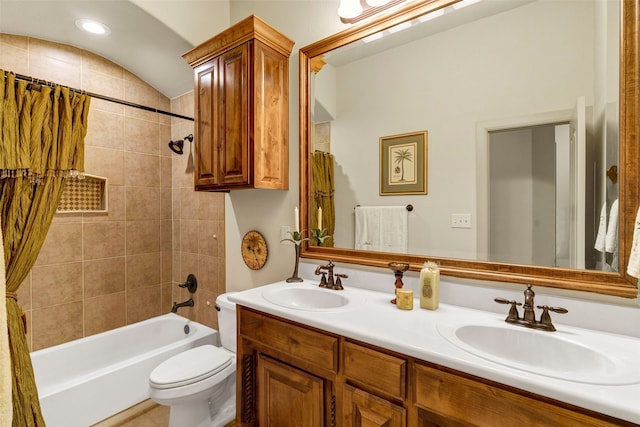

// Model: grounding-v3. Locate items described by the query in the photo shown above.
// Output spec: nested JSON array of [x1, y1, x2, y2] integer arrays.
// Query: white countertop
[[230, 279, 640, 424]]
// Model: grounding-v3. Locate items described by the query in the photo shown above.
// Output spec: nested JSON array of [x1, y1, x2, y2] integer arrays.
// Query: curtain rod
[[4, 71, 194, 122]]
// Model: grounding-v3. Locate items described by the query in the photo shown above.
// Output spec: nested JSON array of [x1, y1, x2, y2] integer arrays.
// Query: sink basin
[[262, 286, 358, 311], [437, 321, 640, 385]]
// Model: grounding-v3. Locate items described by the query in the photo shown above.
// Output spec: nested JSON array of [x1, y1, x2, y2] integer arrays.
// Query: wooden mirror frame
[[299, 0, 639, 298]]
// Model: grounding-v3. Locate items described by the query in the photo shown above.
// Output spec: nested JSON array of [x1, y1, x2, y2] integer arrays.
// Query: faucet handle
[[494, 298, 522, 321], [536, 305, 568, 331], [334, 273, 348, 290], [537, 305, 568, 314]]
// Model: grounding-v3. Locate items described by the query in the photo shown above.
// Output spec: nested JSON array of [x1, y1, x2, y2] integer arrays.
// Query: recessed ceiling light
[[75, 19, 111, 36]]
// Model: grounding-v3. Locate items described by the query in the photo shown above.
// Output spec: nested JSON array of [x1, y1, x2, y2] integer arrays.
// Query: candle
[[317, 207, 322, 230], [294, 207, 299, 232]]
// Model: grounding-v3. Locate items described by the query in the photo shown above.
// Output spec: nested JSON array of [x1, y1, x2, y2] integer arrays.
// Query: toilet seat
[[150, 345, 232, 390]]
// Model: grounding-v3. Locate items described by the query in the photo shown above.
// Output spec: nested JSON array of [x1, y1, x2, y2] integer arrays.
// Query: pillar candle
[[318, 207, 322, 230], [294, 207, 299, 232]]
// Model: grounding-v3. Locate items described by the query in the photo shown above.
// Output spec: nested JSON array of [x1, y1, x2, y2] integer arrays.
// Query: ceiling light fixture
[[337, 0, 364, 20], [75, 19, 111, 35]]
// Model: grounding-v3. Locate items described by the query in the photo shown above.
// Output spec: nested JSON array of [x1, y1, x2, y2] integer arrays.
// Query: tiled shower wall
[[0, 34, 225, 351]]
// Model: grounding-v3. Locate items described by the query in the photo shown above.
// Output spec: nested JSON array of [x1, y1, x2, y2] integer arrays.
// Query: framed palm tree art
[[379, 130, 428, 195]]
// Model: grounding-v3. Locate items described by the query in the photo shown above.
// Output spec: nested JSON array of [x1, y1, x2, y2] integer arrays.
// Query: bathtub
[[30, 313, 218, 427]]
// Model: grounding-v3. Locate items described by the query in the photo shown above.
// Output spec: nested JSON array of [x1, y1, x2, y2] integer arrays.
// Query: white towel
[[605, 199, 618, 253], [626, 206, 640, 278], [355, 206, 408, 253], [594, 199, 619, 254], [594, 202, 607, 252]]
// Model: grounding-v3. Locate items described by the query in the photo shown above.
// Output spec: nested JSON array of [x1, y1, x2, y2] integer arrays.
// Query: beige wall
[[0, 34, 224, 351]]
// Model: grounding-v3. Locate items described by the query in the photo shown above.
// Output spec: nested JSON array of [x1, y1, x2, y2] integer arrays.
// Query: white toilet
[[149, 293, 237, 427]]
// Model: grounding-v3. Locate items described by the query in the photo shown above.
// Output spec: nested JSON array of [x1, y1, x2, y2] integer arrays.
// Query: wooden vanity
[[235, 305, 635, 427]]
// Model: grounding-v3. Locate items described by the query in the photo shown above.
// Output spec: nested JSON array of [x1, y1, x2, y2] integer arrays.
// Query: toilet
[[149, 293, 237, 427]]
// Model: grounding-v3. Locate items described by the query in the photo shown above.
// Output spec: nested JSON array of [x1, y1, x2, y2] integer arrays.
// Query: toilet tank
[[216, 293, 237, 352]]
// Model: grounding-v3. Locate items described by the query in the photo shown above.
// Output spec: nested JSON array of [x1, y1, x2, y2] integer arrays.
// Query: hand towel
[[626, 205, 640, 278], [355, 206, 407, 253], [594, 202, 607, 252], [605, 199, 619, 253]]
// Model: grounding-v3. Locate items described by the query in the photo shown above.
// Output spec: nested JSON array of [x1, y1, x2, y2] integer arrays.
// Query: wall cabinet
[[183, 15, 294, 191], [236, 306, 634, 427]]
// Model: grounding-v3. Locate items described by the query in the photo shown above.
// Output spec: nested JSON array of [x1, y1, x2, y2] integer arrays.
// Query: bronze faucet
[[495, 285, 568, 332], [315, 260, 347, 290]]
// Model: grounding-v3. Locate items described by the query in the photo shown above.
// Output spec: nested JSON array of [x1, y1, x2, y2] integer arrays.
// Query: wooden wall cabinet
[[237, 306, 634, 427], [183, 15, 294, 191]]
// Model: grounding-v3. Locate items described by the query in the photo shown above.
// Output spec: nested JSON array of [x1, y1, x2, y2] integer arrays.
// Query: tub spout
[[171, 298, 194, 313]]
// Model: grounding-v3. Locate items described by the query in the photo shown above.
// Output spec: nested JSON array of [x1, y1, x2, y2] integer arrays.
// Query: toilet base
[[166, 397, 235, 427]]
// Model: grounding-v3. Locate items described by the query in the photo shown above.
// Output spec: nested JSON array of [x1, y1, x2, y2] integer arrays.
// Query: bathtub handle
[[179, 274, 198, 294]]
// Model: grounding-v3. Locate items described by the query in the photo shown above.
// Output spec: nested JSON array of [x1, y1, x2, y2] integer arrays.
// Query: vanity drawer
[[238, 307, 339, 373], [413, 363, 623, 427], [343, 340, 407, 399]]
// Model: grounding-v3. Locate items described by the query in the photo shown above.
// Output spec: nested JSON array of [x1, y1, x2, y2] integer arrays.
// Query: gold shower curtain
[[1, 71, 90, 427], [311, 151, 335, 247]]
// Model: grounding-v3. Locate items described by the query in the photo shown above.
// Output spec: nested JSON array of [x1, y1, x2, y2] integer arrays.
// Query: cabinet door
[[218, 43, 250, 186], [257, 354, 324, 427], [194, 59, 219, 188], [343, 384, 406, 427]]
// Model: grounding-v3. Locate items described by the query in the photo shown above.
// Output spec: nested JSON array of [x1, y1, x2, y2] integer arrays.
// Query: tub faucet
[[171, 298, 194, 313]]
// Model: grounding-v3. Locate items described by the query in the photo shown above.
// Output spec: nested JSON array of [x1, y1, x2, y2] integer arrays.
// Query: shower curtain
[[1, 71, 90, 426], [311, 151, 335, 247]]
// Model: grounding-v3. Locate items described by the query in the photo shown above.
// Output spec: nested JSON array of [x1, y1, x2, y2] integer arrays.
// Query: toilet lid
[[150, 345, 233, 389]]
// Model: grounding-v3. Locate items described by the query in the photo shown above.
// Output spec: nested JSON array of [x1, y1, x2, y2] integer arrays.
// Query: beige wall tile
[[29, 37, 81, 65], [160, 124, 172, 157], [161, 219, 172, 251], [31, 302, 83, 350], [30, 54, 81, 89], [173, 156, 194, 189], [85, 146, 125, 186], [83, 185, 125, 222], [179, 251, 199, 285], [196, 254, 219, 294], [125, 152, 160, 187], [83, 221, 126, 260], [126, 186, 161, 221], [126, 252, 161, 289], [161, 283, 173, 313], [84, 292, 126, 337], [1, 33, 28, 49], [125, 117, 160, 155], [0, 41, 29, 75], [82, 50, 123, 80], [85, 109, 125, 150], [161, 188, 172, 220], [161, 156, 173, 188], [180, 187, 198, 220], [126, 220, 161, 255], [195, 289, 219, 330], [180, 220, 200, 254], [35, 222, 83, 266], [126, 286, 161, 324], [32, 262, 83, 308], [197, 220, 220, 257], [82, 69, 125, 100], [90, 97, 125, 115], [85, 257, 126, 298], [124, 71, 161, 110], [161, 251, 173, 284]]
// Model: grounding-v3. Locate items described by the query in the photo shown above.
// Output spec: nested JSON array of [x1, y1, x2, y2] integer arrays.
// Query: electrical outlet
[[451, 213, 472, 228], [280, 225, 291, 242]]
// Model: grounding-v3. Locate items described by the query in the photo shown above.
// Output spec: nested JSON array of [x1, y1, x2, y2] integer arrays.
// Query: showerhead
[[168, 134, 194, 155], [168, 139, 184, 154]]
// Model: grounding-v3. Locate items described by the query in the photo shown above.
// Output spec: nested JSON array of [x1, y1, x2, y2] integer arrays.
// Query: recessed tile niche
[[57, 174, 108, 213]]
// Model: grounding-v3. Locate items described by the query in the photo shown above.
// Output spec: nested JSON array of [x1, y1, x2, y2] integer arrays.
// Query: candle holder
[[281, 230, 309, 283], [311, 228, 331, 246]]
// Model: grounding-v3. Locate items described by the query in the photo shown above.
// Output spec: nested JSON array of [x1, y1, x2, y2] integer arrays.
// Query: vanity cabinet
[[183, 15, 294, 191], [237, 306, 636, 427]]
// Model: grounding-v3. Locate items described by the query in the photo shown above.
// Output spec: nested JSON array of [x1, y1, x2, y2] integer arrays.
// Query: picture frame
[[380, 130, 428, 195]]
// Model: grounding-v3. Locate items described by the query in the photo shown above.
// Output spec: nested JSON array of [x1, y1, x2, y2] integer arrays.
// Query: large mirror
[[299, 0, 639, 297]]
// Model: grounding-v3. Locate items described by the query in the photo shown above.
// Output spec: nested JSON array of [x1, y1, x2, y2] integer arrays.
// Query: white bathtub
[[30, 313, 218, 427]]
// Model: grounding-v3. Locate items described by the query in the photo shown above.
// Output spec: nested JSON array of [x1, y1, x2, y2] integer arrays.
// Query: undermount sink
[[262, 285, 359, 311], [437, 320, 640, 385]]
